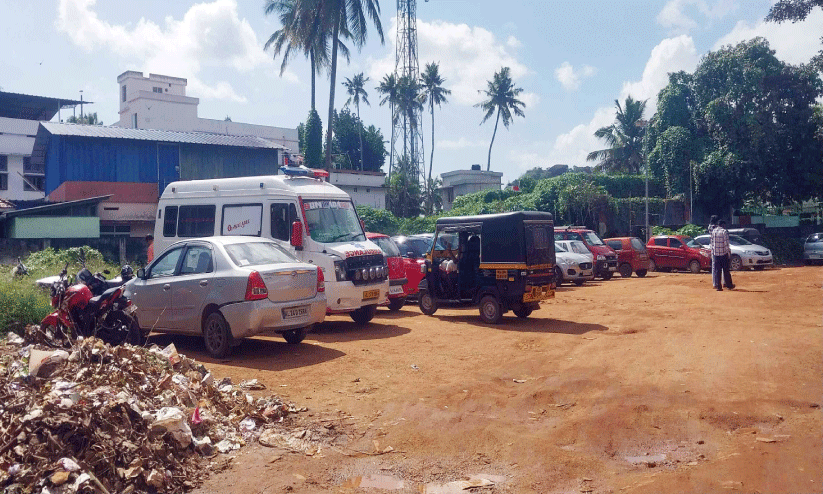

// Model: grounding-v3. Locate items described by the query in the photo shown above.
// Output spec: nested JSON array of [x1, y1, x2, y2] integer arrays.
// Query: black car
[[417, 212, 556, 324], [392, 234, 433, 259]]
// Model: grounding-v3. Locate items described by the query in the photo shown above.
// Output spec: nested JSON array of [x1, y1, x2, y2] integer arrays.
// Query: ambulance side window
[[271, 203, 298, 241], [163, 206, 178, 237]]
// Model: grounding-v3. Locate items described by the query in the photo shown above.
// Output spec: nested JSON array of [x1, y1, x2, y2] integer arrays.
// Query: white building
[[0, 92, 85, 202], [439, 166, 503, 211], [329, 169, 387, 209], [116, 71, 298, 154]]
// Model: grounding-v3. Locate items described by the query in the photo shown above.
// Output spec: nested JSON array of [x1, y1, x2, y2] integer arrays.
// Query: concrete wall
[[8, 216, 100, 239], [330, 171, 386, 209]]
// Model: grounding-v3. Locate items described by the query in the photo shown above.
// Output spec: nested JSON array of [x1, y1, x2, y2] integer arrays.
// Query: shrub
[[677, 224, 706, 238], [652, 226, 676, 236], [356, 205, 400, 235], [0, 276, 52, 335], [761, 234, 804, 265]]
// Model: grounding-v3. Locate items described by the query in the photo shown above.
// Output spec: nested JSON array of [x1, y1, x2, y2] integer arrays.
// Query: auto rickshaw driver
[[439, 237, 459, 298]]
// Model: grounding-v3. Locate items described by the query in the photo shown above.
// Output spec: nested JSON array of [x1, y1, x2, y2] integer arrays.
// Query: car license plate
[[609, 266, 617, 271], [125, 304, 138, 315], [363, 289, 380, 301], [282, 305, 309, 319], [389, 286, 404, 295]]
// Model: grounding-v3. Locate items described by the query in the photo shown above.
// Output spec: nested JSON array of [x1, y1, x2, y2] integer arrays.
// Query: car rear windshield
[[372, 236, 401, 257], [224, 242, 298, 267], [630, 238, 647, 252]]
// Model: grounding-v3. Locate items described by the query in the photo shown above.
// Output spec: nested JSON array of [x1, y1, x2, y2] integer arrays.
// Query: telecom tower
[[392, 0, 425, 183]]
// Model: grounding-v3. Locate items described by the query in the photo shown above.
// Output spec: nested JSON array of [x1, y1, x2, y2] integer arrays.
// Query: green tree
[[395, 74, 424, 161], [386, 155, 422, 218], [376, 73, 399, 177], [475, 67, 526, 171], [302, 109, 323, 167], [765, 0, 823, 70], [422, 176, 443, 214], [66, 113, 102, 125], [264, 0, 348, 110], [342, 72, 370, 170], [319, 0, 385, 170], [330, 108, 385, 172], [419, 62, 451, 213], [586, 96, 647, 174], [649, 38, 823, 210]]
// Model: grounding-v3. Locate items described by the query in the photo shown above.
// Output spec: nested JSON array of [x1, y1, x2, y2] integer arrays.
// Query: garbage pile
[[0, 330, 307, 493]]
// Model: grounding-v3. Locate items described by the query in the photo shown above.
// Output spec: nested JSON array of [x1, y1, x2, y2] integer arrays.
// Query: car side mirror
[[136, 268, 146, 280], [291, 221, 304, 250]]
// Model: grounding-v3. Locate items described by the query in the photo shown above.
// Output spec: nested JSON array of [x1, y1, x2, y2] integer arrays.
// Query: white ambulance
[[154, 167, 389, 323]]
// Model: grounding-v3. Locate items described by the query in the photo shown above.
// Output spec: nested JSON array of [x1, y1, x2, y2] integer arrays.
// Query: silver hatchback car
[[804, 233, 823, 265], [126, 236, 326, 358]]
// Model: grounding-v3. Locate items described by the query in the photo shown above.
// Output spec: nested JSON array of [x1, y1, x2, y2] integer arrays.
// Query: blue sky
[[1, 0, 821, 183]]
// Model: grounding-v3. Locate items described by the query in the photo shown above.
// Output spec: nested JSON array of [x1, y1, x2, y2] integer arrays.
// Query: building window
[[22, 157, 44, 192], [121, 85, 127, 102], [0, 155, 7, 191], [132, 113, 138, 129], [100, 224, 131, 236], [153, 87, 163, 94], [353, 187, 358, 192]]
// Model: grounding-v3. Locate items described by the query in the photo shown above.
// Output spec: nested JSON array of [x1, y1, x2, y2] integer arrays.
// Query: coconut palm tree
[[318, 0, 384, 170], [342, 73, 370, 170], [586, 96, 647, 174], [475, 67, 526, 171], [420, 62, 451, 213], [395, 74, 424, 168], [376, 73, 399, 177], [264, 0, 348, 110]]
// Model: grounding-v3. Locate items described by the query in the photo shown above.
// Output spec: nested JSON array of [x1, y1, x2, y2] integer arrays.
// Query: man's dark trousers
[[713, 255, 734, 289]]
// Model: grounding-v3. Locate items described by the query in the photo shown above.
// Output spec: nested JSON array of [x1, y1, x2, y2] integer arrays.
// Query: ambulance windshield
[[303, 200, 366, 243]]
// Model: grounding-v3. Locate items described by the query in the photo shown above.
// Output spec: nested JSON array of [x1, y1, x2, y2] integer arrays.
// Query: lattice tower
[[392, 0, 425, 182]]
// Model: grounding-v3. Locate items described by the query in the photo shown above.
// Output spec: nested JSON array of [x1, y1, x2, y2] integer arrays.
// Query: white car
[[125, 236, 326, 358], [804, 233, 823, 265], [691, 234, 773, 271], [555, 240, 595, 286]]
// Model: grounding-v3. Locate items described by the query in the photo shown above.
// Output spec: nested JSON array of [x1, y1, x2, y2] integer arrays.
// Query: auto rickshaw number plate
[[496, 270, 508, 280], [362, 289, 380, 301]]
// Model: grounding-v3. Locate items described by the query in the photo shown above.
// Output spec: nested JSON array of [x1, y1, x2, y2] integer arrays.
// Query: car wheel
[[648, 259, 657, 272], [689, 260, 701, 274], [203, 312, 233, 359], [419, 291, 438, 315], [753, 265, 765, 271], [554, 266, 564, 286], [514, 306, 533, 318], [619, 263, 633, 278], [479, 295, 503, 324], [635, 269, 647, 278], [730, 254, 743, 271], [350, 304, 377, 324], [601, 271, 614, 280], [388, 297, 405, 312], [574, 280, 585, 286], [283, 327, 308, 344]]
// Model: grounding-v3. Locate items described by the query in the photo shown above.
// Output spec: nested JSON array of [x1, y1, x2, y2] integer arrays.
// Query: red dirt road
[[178, 266, 822, 493]]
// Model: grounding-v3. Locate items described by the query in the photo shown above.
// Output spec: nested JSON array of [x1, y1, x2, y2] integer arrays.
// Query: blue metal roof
[[39, 122, 286, 150]]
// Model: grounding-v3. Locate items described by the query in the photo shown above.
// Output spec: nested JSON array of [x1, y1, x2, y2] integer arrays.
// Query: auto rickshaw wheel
[[619, 263, 633, 278], [479, 295, 503, 324], [636, 269, 647, 277], [514, 305, 533, 318], [601, 271, 614, 280], [418, 291, 437, 315]]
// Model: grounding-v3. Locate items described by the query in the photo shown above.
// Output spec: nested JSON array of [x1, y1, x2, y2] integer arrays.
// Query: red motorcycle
[[40, 253, 143, 347]]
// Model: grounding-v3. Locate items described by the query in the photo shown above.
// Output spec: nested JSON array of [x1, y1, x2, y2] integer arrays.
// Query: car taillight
[[317, 268, 325, 292], [245, 271, 268, 301]]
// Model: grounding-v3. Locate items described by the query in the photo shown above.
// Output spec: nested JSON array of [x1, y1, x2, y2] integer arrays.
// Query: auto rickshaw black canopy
[[435, 211, 554, 265]]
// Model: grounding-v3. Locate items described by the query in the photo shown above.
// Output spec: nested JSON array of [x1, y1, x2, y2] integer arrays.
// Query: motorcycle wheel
[[100, 312, 144, 347]]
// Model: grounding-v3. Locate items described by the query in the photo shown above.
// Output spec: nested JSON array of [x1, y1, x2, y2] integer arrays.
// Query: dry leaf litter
[[0, 328, 313, 494]]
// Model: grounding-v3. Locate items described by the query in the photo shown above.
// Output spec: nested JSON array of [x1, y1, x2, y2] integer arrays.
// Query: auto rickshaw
[[417, 211, 556, 324]]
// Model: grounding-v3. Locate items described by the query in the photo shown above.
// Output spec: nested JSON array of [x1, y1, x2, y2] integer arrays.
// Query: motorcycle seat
[[88, 286, 121, 308]]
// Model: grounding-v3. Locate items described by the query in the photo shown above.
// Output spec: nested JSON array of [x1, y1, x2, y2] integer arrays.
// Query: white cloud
[[657, 0, 738, 35], [506, 36, 522, 49], [554, 62, 597, 91], [547, 36, 699, 167], [367, 18, 537, 107], [56, 0, 275, 102], [713, 9, 823, 65], [437, 137, 487, 150]]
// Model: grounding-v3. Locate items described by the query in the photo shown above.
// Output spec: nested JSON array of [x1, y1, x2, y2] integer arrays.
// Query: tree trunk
[[357, 103, 364, 170], [310, 50, 316, 111], [324, 12, 341, 171], [388, 101, 395, 179], [486, 109, 501, 171]]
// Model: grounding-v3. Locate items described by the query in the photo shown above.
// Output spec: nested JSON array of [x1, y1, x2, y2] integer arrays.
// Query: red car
[[392, 235, 430, 300], [367, 233, 408, 311], [555, 226, 618, 279], [604, 237, 650, 278], [645, 235, 711, 273]]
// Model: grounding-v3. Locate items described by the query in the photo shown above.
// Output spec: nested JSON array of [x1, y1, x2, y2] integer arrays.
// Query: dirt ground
[[167, 266, 821, 494]]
